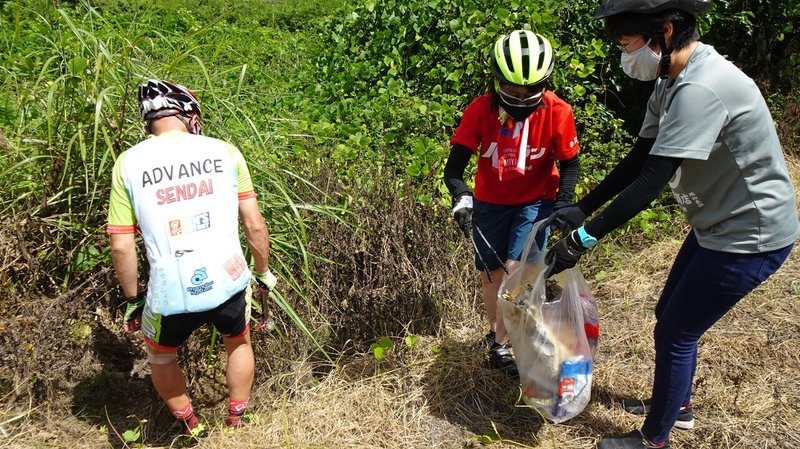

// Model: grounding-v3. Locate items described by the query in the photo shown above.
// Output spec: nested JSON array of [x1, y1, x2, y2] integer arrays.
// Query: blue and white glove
[[545, 226, 597, 277]]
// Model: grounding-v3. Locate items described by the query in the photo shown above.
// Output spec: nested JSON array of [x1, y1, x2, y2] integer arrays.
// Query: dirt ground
[[1, 164, 799, 449]]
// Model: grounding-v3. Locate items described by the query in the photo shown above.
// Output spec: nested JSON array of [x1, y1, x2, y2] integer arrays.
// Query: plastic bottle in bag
[[552, 356, 592, 418], [499, 219, 599, 423]]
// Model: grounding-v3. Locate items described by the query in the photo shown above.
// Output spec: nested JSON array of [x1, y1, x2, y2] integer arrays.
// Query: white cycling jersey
[[108, 130, 256, 316]]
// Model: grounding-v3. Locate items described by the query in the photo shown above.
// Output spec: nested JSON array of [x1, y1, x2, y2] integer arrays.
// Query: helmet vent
[[520, 32, 530, 81], [503, 38, 515, 77], [492, 31, 554, 86], [537, 47, 547, 77]]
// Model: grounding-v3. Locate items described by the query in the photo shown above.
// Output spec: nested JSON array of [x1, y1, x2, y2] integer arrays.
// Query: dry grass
[[3, 160, 800, 449]]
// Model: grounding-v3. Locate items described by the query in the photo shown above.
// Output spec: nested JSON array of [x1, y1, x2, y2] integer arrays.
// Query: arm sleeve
[[584, 155, 683, 240], [555, 154, 580, 208], [577, 137, 655, 214], [443, 144, 473, 199]]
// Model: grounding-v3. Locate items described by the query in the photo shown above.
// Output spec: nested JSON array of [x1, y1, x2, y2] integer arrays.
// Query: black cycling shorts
[[142, 288, 251, 349]]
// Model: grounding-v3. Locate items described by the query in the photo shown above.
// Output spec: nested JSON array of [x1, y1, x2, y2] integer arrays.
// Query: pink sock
[[229, 397, 249, 416], [644, 435, 669, 447], [226, 397, 249, 428], [172, 402, 199, 433]]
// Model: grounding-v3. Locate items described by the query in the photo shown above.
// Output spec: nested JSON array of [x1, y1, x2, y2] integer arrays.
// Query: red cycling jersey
[[450, 92, 579, 205]]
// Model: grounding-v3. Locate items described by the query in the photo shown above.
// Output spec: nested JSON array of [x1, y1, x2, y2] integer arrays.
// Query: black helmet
[[138, 79, 202, 121], [593, 0, 712, 19]]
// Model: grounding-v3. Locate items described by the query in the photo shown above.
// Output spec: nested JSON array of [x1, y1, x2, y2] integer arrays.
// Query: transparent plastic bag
[[498, 220, 600, 423]]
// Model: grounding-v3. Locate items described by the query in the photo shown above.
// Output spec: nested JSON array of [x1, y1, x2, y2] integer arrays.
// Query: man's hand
[[122, 292, 145, 333], [452, 195, 473, 239], [254, 270, 277, 296], [545, 231, 587, 277], [253, 270, 277, 332], [549, 204, 588, 234]]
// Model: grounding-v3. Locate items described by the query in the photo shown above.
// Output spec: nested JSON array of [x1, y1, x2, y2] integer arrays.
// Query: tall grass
[[0, 0, 348, 358]]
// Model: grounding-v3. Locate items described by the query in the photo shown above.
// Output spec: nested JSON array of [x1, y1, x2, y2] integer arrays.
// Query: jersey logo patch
[[186, 267, 214, 295], [168, 212, 211, 236], [223, 255, 247, 281], [169, 220, 183, 236], [190, 268, 207, 285], [190, 212, 211, 231]]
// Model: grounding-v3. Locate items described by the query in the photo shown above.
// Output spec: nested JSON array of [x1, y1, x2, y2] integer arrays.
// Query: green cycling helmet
[[593, 0, 712, 19], [490, 30, 554, 86]]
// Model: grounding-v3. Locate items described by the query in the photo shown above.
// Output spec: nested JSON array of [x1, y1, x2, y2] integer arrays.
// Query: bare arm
[[111, 232, 142, 333], [110, 233, 138, 297], [239, 197, 270, 274]]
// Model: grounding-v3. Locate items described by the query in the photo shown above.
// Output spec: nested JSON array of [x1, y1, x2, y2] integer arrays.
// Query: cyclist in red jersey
[[444, 31, 581, 376]]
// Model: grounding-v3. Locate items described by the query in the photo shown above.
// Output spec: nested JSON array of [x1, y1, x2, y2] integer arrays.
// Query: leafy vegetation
[[0, 0, 798, 429], [304, 0, 634, 206], [0, 0, 349, 397]]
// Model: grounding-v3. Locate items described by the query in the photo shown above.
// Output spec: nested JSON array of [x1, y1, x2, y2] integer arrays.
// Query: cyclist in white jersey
[[107, 80, 278, 439]]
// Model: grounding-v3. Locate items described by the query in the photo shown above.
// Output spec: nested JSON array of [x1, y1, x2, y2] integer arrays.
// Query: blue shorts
[[472, 199, 553, 271]]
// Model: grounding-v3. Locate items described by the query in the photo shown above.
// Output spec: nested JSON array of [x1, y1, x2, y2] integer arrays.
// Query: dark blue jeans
[[642, 231, 793, 443]]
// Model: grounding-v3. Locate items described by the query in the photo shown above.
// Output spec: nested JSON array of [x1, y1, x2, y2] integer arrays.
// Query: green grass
[[0, 0, 350, 357]]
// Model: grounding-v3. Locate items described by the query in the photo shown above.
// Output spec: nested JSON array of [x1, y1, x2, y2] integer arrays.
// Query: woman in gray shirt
[[545, 1, 799, 448]]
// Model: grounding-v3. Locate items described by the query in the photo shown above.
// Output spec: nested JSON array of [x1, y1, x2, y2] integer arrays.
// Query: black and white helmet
[[593, 0, 712, 18], [138, 79, 202, 121]]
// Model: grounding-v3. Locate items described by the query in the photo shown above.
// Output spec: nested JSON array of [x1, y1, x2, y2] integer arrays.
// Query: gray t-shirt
[[640, 43, 799, 253]]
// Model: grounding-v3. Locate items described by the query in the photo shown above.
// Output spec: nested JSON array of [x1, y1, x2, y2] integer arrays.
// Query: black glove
[[549, 204, 588, 234], [545, 231, 587, 277], [451, 195, 473, 239]]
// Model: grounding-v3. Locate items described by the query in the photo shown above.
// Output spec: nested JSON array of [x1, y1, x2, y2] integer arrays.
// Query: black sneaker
[[622, 398, 695, 430], [488, 343, 519, 378], [596, 429, 671, 449], [472, 331, 496, 351]]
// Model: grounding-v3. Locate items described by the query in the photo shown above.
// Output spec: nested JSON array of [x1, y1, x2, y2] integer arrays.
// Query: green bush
[[300, 0, 633, 214], [704, 0, 799, 92]]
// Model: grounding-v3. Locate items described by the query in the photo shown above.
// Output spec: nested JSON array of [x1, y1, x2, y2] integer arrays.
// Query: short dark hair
[[604, 9, 699, 50]]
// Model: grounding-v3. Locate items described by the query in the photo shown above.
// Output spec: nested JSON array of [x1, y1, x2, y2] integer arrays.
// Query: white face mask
[[620, 39, 661, 81]]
